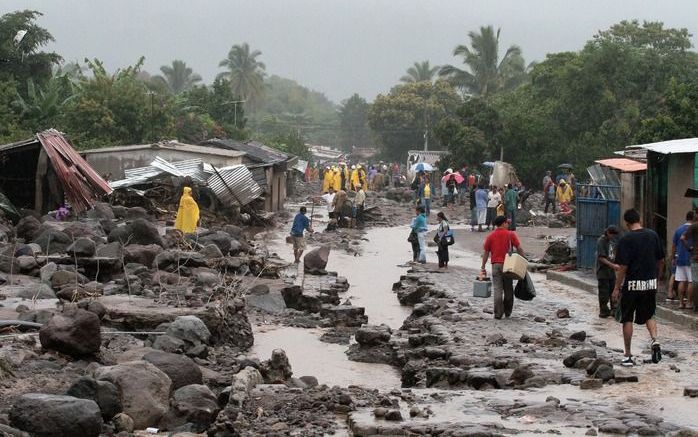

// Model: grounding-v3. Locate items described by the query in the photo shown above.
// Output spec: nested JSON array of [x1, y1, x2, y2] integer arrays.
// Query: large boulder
[[160, 384, 219, 432], [9, 393, 102, 437], [39, 308, 101, 357], [228, 366, 264, 406], [0, 244, 19, 273], [66, 237, 96, 257], [93, 360, 172, 429], [108, 218, 163, 246], [15, 215, 41, 241], [143, 350, 203, 390], [67, 376, 122, 420], [122, 244, 162, 267], [50, 269, 88, 289], [32, 229, 72, 254], [198, 231, 234, 255], [304, 245, 330, 272], [95, 241, 122, 258], [86, 202, 115, 220], [355, 324, 392, 347], [63, 220, 106, 241], [164, 315, 211, 346]]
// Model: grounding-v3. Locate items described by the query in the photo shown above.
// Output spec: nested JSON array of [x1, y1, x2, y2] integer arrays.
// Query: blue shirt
[[673, 223, 692, 266], [291, 213, 310, 236], [475, 189, 488, 208], [411, 213, 428, 232]]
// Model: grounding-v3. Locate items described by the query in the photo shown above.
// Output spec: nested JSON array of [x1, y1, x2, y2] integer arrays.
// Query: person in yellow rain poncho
[[358, 165, 368, 191], [322, 167, 332, 193], [175, 187, 200, 234], [331, 166, 342, 192], [556, 179, 574, 214], [350, 165, 360, 191]]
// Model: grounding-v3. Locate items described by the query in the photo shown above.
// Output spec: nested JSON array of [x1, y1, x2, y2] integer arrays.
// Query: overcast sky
[[3, 0, 698, 103]]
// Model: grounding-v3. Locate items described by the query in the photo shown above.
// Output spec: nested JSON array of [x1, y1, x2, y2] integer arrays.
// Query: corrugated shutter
[[207, 165, 263, 206]]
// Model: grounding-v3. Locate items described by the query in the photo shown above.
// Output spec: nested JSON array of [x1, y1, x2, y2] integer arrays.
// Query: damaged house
[[0, 129, 112, 219], [203, 139, 298, 212]]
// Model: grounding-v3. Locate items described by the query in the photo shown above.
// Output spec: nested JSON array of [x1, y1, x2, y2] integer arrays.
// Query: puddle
[[252, 325, 401, 390]]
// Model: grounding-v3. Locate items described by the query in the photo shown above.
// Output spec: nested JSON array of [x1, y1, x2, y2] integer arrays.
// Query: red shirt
[[484, 228, 521, 264]]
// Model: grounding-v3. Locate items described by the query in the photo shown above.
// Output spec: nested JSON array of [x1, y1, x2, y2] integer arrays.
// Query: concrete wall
[[84, 149, 244, 179], [666, 154, 695, 254]]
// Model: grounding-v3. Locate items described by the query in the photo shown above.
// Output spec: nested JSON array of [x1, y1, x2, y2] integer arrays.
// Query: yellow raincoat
[[556, 181, 573, 204], [350, 169, 360, 191], [322, 169, 332, 192], [175, 187, 200, 234], [332, 169, 342, 191]]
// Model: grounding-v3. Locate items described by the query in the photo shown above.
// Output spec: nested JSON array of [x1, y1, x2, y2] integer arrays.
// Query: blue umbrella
[[411, 162, 434, 172]]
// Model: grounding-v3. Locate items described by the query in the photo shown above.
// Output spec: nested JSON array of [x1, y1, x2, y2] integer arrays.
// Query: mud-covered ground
[[1, 184, 696, 436]]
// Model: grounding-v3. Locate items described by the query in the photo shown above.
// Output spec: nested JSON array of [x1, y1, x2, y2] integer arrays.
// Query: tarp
[[491, 161, 519, 187]]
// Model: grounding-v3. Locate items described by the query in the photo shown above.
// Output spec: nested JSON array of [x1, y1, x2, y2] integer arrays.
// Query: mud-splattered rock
[[39, 308, 101, 357], [563, 349, 597, 368], [261, 349, 293, 383], [66, 376, 122, 420], [593, 364, 615, 382], [9, 393, 102, 437], [684, 387, 698, 397], [355, 324, 392, 346], [160, 384, 220, 432], [570, 330, 586, 341], [143, 350, 203, 389], [93, 360, 172, 429], [556, 308, 570, 318], [304, 245, 331, 272]]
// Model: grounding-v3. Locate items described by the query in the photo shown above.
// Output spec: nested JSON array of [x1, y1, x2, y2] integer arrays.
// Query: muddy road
[[260, 206, 698, 436]]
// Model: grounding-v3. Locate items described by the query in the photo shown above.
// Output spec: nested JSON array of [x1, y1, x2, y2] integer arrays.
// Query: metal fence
[[576, 183, 621, 269]]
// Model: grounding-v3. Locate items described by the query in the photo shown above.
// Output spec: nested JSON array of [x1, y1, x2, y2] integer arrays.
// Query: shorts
[[675, 265, 692, 282], [291, 235, 305, 251], [619, 290, 657, 324], [691, 263, 698, 283]]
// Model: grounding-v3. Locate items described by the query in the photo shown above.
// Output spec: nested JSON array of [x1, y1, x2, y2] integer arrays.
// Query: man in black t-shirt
[[613, 209, 665, 367]]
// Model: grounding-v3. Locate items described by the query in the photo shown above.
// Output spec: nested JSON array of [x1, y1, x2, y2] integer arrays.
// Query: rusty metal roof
[[36, 130, 113, 212], [595, 158, 647, 173], [207, 165, 263, 206]]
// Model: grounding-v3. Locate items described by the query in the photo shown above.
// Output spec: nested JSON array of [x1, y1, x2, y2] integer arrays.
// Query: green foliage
[[14, 74, 75, 132], [218, 43, 266, 110], [179, 77, 247, 140], [0, 10, 61, 89], [338, 93, 371, 151], [368, 81, 461, 160], [62, 58, 175, 149], [636, 78, 698, 142], [400, 61, 439, 83], [153, 60, 202, 94], [439, 25, 528, 97]]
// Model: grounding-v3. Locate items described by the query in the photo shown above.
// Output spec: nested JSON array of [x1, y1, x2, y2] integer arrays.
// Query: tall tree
[[0, 10, 61, 92], [400, 61, 439, 83], [153, 60, 202, 94], [368, 81, 461, 160], [218, 43, 266, 110], [439, 25, 526, 97], [338, 93, 371, 150]]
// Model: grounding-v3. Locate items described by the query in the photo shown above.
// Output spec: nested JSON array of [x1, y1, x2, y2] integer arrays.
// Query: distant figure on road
[[290, 206, 314, 263], [596, 225, 620, 318], [504, 183, 518, 231], [475, 184, 488, 232], [410, 205, 428, 264], [613, 208, 664, 366], [480, 215, 525, 319], [174, 187, 200, 234], [672, 211, 694, 308], [556, 179, 574, 214], [486, 186, 501, 231], [435, 211, 450, 269]]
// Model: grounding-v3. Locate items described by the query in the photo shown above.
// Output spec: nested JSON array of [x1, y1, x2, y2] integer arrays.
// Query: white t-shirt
[[321, 193, 336, 212], [487, 191, 501, 208]]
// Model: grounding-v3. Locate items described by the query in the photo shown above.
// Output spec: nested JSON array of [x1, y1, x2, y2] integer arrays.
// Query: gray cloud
[[3, 0, 698, 102]]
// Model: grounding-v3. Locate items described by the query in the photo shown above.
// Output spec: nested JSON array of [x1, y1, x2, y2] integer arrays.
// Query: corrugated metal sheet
[[115, 157, 211, 188], [407, 150, 449, 165], [207, 165, 263, 206], [36, 130, 113, 213], [595, 158, 646, 173], [586, 164, 621, 200], [627, 137, 698, 155], [294, 159, 308, 174], [576, 197, 621, 269]]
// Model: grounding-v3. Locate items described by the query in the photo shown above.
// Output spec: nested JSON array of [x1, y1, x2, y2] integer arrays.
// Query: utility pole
[[223, 99, 246, 129], [423, 100, 429, 151]]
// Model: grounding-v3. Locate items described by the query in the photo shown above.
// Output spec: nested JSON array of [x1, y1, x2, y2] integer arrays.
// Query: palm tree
[[439, 26, 526, 97], [400, 60, 440, 83], [218, 43, 266, 110], [14, 75, 75, 130], [153, 60, 202, 94]]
